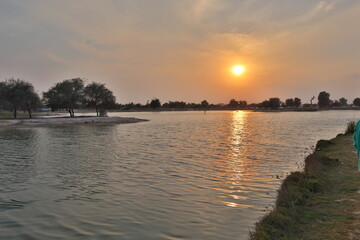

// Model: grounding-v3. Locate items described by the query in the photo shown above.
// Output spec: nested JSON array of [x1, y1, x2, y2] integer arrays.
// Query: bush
[[345, 121, 356, 134]]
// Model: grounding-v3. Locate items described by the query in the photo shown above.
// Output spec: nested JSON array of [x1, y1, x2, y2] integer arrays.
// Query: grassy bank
[[250, 133, 360, 239]]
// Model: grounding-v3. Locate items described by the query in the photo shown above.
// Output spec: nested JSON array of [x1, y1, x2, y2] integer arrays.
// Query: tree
[[23, 87, 41, 119], [228, 99, 239, 108], [261, 100, 270, 109], [318, 91, 330, 108], [339, 97, 347, 106], [162, 101, 187, 109], [285, 98, 294, 108], [332, 100, 340, 107], [294, 97, 301, 108], [84, 82, 116, 116], [149, 98, 161, 109], [269, 98, 281, 109], [201, 100, 209, 109], [1, 79, 40, 118], [353, 98, 360, 107], [43, 78, 84, 117], [239, 101, 247, 108], [310, 96, 315, 106], [0, 82, 8, 111]]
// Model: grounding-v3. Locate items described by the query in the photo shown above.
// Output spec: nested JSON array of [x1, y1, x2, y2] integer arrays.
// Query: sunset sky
[[0, 0, 359, 104]]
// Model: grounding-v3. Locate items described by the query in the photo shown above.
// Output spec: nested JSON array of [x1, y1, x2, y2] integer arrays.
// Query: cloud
[[0, 0, 359, 103]]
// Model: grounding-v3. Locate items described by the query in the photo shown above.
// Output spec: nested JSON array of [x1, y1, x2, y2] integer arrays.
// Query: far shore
[[0, 116, 148, 128], [114, 108, 360, 113]]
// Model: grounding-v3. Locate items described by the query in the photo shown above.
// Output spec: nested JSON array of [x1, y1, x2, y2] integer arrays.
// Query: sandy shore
[[0, 116, 148, 127]]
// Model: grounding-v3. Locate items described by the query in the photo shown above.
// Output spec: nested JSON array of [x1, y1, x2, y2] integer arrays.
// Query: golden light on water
[[231, 65, 245, 75], [222, 111, 249, 208]]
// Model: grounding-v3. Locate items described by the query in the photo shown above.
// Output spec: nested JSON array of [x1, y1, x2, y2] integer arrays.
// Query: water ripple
[[1, 111, 360, 239]]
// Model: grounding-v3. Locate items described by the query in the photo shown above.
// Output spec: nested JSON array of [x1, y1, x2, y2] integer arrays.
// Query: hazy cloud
[[0, 0, 359, 103]]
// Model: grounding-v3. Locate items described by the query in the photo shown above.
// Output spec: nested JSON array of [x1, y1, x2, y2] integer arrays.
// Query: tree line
[[240, 91, 360, 110], [0, 78, 116, 118], [1, 78, 360, 119], [127, 91, 360, 111], [117, 99, 248, 111]]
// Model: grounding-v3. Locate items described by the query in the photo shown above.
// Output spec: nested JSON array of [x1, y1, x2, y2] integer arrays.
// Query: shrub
[[345, 121, 356, 134]]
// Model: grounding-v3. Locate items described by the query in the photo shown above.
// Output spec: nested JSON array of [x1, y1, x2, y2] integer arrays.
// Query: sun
[[232, 65, 245, 75]]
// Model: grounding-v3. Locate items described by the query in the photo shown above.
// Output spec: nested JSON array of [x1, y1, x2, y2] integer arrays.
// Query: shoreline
[[110, 108, 360, 113], [0, 116, 148, 128], [250, 133, 360, 239]]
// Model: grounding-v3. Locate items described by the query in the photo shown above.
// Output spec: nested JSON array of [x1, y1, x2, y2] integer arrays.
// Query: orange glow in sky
[[1, 1, 360, 104]]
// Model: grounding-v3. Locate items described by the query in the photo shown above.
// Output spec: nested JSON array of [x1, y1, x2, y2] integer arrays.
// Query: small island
[[0, 78, 148, 127], [0, 116, 147, 128]]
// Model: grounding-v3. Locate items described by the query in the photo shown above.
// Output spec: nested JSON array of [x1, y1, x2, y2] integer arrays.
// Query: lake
[[0, 110, 359, 239]]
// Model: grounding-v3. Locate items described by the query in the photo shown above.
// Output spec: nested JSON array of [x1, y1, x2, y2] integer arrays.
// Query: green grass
[[250, 133, 360, 240]]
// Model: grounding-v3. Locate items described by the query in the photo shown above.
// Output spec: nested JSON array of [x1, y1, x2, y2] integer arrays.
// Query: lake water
[[1, 110, 359, 240]]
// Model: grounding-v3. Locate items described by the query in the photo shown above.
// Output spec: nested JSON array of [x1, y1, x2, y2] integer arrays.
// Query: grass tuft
[[345, 121, 356, 134]]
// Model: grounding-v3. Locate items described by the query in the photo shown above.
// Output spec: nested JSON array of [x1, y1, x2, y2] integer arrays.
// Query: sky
[[0, 0, 359, 104]]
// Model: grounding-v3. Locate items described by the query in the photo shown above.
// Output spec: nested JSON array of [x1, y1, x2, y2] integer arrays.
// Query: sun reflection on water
[[222, 111, 251, 208]]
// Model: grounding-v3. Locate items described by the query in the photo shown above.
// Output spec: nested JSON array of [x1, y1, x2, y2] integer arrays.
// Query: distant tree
[[294, 97, 301, 108], [186, 102, 200, 109], [285, 98, 294, 108], [239, 100, 247, 108], [261, 100, 270, 109], [228, 99, 239, 108], [163, 101, 187, 109], [201, 100, 209, 109], [122, 102, 135, 110], [269, 98, 281, 109], [23, 88, 41, 119], [1, 79, 41, 118], [332, 100, 340, 107], [318, 91, 330, 108], [353, 98, 360, 107], [310, 96, 315, 106], [339, 97, 347, 106], [149, 98, 161, 110], [43, 78, 84, 117], [84, 82, 116, 116], [134, 103, 143, 109], [247, 103, 257, 109], [114, 103, 123, 110], [0, 82, 8, 110]]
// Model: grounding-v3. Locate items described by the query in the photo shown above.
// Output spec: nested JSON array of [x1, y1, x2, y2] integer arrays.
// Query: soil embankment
[[251, 133, 360, 240]]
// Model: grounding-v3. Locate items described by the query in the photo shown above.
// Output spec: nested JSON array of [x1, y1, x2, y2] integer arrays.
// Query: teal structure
[[353, 121, 360, 172]]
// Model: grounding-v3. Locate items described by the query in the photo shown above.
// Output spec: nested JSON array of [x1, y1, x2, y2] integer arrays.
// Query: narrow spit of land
[[251, 133, 360, 240], [0, 116, 148, 127]]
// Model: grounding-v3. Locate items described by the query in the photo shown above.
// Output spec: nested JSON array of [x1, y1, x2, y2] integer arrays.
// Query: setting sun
[[232, 65, 245, 75]]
